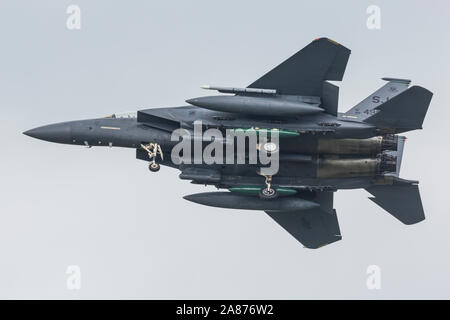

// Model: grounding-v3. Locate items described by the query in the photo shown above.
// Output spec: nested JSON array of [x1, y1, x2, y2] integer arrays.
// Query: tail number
[[372, 95, 390, 104]]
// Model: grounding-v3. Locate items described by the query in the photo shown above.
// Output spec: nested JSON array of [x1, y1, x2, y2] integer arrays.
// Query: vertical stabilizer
[[344, 78, 411, 120]]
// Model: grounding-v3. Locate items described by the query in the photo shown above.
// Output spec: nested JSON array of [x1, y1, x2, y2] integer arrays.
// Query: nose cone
[[23, 122, 73, 144], [185, 97, 213, 108]]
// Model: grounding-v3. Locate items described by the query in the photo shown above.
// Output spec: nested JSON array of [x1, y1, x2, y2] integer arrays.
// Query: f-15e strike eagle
[[24, 38, 433, 249]]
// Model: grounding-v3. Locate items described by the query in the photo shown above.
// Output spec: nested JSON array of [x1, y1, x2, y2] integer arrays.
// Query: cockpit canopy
[[105, 111, 137, 119]]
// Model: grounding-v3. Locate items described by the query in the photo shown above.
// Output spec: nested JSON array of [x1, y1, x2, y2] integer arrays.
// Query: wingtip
[[381, 77, 411, 84], [313, 37, 339, 45]]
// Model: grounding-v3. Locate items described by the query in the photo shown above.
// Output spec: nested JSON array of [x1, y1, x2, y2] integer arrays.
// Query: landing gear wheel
[[149, 162, 160, 172], [259, 187, 278, 200]]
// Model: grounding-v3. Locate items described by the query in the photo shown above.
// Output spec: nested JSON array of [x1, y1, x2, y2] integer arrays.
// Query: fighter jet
[[24, 38, 433, 249]]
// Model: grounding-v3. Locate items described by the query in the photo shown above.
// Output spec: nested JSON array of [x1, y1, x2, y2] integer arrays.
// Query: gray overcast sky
[[1, 0, 449, 299]]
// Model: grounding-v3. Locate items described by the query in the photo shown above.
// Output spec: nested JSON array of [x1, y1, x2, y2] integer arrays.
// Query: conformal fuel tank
[[186, 95, 323, 116]]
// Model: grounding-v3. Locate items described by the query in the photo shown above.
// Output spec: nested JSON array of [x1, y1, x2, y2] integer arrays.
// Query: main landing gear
[[141, 143, 163, 172], [258, 174, 278, 200]]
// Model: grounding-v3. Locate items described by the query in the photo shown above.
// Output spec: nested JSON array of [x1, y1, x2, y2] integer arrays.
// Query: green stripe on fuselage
[[231, 128, 299, 138], [229, 186, 297, 196]]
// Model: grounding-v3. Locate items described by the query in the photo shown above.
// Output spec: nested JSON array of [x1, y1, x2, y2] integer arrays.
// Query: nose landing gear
[[149, 162, 160, 172], [141, 143, 163, 172]]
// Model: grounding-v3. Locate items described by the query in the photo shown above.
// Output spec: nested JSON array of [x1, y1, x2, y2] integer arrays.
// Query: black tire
[[259, 187, 278, 200], [149, 163, 160, 172]]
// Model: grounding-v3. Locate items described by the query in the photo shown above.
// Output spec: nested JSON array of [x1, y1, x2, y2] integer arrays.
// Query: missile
[[183, 192, 319, 211], [186, 95, 323, 117], [200, 85, 277, 95]]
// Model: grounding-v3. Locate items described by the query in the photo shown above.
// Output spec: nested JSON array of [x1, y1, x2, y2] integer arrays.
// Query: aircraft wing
[[248, 38, 351, 97], [265, 192, 342, 248]]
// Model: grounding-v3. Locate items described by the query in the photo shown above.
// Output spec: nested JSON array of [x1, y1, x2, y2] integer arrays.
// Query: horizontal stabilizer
[[366, 184, 425, 225], [365, 86, 433, 132], [266, 192, 341, 249]]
